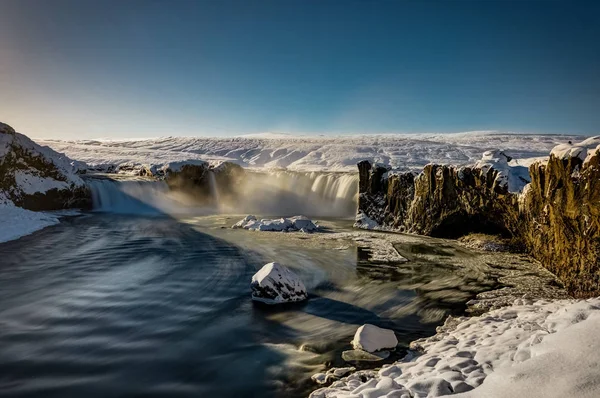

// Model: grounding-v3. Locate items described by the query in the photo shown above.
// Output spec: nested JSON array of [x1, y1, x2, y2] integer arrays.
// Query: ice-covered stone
[[232, 215, 319, 232], [352, 324, 398, 353], [251, 262, 308, 304]]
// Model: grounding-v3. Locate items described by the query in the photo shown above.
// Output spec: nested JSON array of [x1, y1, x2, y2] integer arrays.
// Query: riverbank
[[310, 296, 600, 398]]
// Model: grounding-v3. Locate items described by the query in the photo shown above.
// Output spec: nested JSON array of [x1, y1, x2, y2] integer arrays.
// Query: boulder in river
[[352, 324, 398, 353], [251, 262, 308, 304]]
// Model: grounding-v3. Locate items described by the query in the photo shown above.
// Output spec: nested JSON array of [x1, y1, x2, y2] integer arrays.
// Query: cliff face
[[520, 147, 600, 297], [0, 122, 91, 210], [358, 160, 519, 238], [358, 145, 600, 297]]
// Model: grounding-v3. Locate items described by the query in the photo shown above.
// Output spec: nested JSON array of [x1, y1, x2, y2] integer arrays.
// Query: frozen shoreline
[[310, 297, 600, 398], [0, 202, 60, 243]]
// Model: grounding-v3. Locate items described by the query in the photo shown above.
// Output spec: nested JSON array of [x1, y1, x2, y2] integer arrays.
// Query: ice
[[250, 262, 308, 304], [352, 324, 399, 353], [311, 297, 600, 398]]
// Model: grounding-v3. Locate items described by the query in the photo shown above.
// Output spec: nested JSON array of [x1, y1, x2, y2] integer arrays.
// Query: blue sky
[[0, 0, 598, 139]]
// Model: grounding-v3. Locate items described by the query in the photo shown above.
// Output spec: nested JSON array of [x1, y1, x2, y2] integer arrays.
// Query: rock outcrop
[[357, 143, 600, 297], [520, 143, 600, 297], [161, 160, 244, 204], [0, 122, 91, 210]]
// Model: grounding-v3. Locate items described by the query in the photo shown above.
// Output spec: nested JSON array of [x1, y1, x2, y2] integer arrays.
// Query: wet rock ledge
[[357, 143, 600, 297]]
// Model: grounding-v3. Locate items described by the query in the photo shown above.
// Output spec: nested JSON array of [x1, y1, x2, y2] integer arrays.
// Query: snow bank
[[250, 262, 308, 304], [0, 201, 60, 243], [352, 324, 398, 353], [310, 297, 600, 398], [232, 215, 319, 232]]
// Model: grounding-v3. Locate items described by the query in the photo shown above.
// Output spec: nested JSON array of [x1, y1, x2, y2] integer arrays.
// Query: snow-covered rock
[[250, 262, 308, 304], [474, 149, 530, 193], [351, 324, 398, 353], [0, 122, 91, 210], [353, 211, 380, 230], [233, 215, 319, 232]]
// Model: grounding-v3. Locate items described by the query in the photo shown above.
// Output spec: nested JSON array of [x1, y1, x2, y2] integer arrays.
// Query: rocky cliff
[[357, 144, 600, 297], [0, 122, 91, 210]]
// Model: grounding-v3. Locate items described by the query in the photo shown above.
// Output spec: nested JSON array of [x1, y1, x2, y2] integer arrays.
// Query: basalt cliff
[[357, 144, 600, 297]]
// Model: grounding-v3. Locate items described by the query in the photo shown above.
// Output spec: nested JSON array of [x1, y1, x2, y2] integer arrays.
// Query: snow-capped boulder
[[251, 262, 308, 304], [0, 122, 91, 210], [352, 324, 398, 353]]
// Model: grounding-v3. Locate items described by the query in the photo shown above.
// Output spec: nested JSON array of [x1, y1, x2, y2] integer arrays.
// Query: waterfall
[[85, 171, 359, 218], [87, 178, 195, 215], [230, 171, 359, 218], [208, 171, 220, 204]]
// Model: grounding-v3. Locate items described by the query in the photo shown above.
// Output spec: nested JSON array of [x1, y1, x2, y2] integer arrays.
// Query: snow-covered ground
[[38, 132, 590, 173], [311, 297, 600, 398], [0, 199, 60, 243]]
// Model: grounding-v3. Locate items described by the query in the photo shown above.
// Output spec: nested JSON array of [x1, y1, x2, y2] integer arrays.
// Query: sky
[[0, 0, 598, 139]]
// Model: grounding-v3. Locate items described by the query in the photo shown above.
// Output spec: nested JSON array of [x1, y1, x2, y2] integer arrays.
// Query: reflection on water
[[0, 215, 499, 398]]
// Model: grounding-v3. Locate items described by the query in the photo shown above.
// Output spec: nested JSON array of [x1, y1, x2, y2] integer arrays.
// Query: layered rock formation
[[357, 144, 600, 297], [0, 122, 91, 210]]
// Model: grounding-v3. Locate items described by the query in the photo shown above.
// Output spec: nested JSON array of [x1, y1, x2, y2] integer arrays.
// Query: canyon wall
[[357, 147, 600, 297]]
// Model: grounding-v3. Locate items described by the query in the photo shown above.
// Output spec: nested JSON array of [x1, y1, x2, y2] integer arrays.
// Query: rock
[[233, 215, 319, 232], [251, 262, 308, 304], [0, 122, 91, 210], [342, 349, 390, 365], [352, 324, 398, 352]]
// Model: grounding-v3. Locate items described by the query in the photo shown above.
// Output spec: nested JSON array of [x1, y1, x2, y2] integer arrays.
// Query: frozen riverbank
[[0, 200, 59, 243], [311, 297, 600, 398]]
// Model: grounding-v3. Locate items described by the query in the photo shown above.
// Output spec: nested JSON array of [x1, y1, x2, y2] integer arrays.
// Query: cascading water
[[85, 170, 359, 218], [231, 170, 360, 218], [87, 178, 192, 215]]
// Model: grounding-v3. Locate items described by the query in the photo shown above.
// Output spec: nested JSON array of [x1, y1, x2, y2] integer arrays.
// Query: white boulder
[[352, 324, 398, 353], [251, 262, 308, 304]]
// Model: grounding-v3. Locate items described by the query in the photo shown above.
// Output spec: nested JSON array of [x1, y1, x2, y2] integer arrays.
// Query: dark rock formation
[[0, 122, 91, 210], [358, 162, 518, 238], [357, 147, 600, 297], [162, 161, 245, 204]]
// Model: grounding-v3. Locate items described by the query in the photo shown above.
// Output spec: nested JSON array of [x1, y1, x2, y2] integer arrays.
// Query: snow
[[13, 170, 70, 195], [351, 324, 399, 353], [232, 215, 319, 232], [474, 150, 530, 193], [551, 143, 588, 161], [250, 262, 308, 304], [0, 201, 60, 243], [310, 297, 600, 398], [551, 136, 600, 163], [353, 211, 381, 230], [38, 132, 586, 173]]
